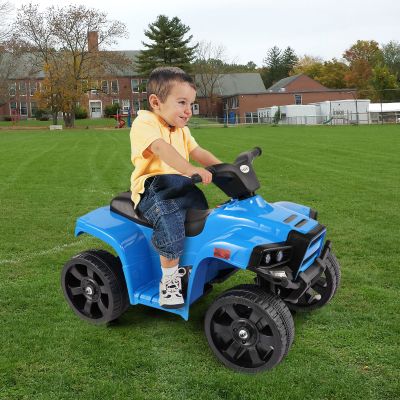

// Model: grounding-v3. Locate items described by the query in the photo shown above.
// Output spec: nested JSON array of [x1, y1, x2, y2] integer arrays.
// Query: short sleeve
[[184, 127, 199, 153], [130, 119, 162, 158]]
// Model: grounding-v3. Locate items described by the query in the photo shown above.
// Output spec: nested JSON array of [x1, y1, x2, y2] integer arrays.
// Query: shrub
[[34, 109, 50, 120], [104, 103, 120, 118], [74, 105, 88, 119]]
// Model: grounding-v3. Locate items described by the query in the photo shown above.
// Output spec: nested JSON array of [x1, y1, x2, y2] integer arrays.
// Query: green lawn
[[0, 125, 399, 400]]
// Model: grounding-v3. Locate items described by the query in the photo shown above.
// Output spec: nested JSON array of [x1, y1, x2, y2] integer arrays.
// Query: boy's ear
[[149, 94, 161, 110]]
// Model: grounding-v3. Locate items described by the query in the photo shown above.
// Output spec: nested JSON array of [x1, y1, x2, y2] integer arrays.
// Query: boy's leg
[[160, 256, 179, 268], [159, 255, 188, 309]]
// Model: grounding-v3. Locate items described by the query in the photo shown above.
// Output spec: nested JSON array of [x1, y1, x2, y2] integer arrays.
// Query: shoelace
[[163, 268, 187, 294]]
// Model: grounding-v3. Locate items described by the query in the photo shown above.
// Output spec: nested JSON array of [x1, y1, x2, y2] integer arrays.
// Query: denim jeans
[[137, 174, 208, 260]]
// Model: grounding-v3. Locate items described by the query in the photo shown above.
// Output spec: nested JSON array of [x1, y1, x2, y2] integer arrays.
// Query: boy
[[130, 67, 222, 309]]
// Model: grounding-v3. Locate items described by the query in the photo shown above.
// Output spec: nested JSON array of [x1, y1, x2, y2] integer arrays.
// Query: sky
[[10, 0, 400, 67]]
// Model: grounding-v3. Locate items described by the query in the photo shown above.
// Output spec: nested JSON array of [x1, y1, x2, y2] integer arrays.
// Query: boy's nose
[[185, 105, 192, 116]]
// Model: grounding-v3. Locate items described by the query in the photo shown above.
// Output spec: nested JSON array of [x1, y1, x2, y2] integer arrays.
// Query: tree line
[[1, 2, 399, 124]]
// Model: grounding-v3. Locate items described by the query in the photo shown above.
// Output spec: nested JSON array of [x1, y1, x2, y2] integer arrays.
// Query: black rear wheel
[[61, 250, 129, 324], [205, 285, 294, 373]]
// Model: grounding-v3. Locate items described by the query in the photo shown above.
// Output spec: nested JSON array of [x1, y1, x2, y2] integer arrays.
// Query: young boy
[[130, 67, 222, 309]]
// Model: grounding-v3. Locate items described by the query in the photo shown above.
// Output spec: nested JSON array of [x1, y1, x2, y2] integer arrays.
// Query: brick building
[[195, 73, 356, 122], [0, 48, 148, 120], [0, 38, 355, 122]]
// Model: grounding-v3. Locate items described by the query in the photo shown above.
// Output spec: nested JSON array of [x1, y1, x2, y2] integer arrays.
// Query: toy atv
[[61, 147, 340, 373]]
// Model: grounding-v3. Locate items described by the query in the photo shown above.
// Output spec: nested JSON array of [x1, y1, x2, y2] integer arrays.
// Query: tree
[[281, 47, 298, 76], [318, 59, 348, 88], [382, 40, 400, 81], [261, 46, 298, 88], [262, 46, 282, 88], [292, 55, 324, 79], [193, 41, 227, 117], [0, 1, 14, 107], [370, 65, 398, 101], [136, 15, 197, 75], [15, 4, 130, 127], [343, 40, 384, 95]]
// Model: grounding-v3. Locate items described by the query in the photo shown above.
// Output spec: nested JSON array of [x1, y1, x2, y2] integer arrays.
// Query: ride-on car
[[61, 147, 341, 373]]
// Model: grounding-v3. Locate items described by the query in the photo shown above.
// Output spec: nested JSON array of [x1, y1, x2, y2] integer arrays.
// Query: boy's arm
[[190, 146, 222, 167], [150, 139, 212, 183]]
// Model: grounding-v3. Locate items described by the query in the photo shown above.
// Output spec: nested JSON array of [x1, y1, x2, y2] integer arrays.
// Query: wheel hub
[[232, 319, 258, 346], [238, 329, 249, 340], [81, 278, 100, 301]]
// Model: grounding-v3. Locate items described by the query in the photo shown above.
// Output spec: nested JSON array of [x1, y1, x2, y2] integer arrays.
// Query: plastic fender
[[272, 201, 311, 218], [75, 206, 154, 305]]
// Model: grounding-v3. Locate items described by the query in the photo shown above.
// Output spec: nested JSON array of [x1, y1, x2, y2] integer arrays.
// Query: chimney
[[88, 31, 99, 52]]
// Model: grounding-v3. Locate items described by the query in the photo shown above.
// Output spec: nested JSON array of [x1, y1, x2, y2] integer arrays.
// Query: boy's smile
[[151, 82, 196, 128]]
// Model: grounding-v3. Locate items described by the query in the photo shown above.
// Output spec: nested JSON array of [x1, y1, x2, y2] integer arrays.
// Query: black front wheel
[[61, 250, 129, 324], [204, 285, 294, 373], [286, 252, 341, 312]]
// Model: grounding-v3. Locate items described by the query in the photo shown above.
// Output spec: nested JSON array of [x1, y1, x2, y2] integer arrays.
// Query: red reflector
[[214, 248, 231, 260]]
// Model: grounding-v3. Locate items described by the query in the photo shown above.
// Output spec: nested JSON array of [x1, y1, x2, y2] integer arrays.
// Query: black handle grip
[[250, 147, 262, 159], [191, 174, 203, 184]]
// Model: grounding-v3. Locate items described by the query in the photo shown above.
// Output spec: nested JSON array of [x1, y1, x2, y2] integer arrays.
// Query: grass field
[[0, 124, 399, 400]]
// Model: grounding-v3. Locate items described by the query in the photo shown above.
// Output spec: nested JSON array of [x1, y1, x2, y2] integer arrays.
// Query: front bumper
[[250, 240, 332, 304]]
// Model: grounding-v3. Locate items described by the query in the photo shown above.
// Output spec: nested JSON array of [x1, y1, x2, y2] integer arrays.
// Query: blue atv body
[[62, 148, 340, 373]]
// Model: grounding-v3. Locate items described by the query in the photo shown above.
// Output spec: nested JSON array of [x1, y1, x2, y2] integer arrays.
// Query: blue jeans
[[137, 174, 208, 260]]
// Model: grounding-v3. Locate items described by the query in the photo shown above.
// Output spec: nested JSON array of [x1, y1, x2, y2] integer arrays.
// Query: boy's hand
[[187, 166, 212, 184]]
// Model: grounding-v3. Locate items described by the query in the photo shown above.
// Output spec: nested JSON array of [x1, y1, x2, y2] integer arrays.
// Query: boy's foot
[[159, 267, 187, 309]]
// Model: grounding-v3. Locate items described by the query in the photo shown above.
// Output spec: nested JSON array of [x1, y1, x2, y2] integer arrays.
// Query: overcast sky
[[11, 0, 400, 66]]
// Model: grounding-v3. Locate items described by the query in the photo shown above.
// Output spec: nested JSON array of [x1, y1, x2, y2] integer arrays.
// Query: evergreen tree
[[137, 15, 197, 75], [261, 46, 298, 88], [281, 47, 298, 76]]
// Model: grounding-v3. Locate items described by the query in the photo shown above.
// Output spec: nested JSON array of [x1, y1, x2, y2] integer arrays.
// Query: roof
[[196, 73, 267, 97], [2, 50, 140, 79], [369, 102, 400, 112], [267, 74, 302, 92]]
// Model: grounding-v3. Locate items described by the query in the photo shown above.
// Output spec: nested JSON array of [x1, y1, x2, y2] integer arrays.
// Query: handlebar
[[191, 147, 262, 184], [250, 147, 262, 159], [191, 174, 203, 184]]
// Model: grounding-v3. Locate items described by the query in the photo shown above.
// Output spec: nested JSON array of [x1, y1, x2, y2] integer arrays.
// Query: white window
[[10, 101, 17, 113], [30, 102, 38, 117], [131, 79, 139, 92], [121, 99, 130, 114], [294, 94, 302, 105], [20, 101, 28, 116], [19, 82, 27, 95], [141, 79, 148, 93], [29, 82, 37, 96], [112, 99, 120, 105], [111, 80, 119, 94], [9, 82, 16, 96], [133, 99, 140, 111], [101, 80, 109, 94]]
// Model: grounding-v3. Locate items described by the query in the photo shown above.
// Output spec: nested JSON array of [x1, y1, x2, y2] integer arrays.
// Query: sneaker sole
[[160, 302, 185, 309]]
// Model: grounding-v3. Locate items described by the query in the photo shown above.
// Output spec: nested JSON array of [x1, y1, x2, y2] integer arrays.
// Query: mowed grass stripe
[[0, 125, 399, 400]]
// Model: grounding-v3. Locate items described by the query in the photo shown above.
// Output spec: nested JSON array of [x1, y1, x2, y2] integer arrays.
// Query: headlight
[[261, 245, 292, 268]]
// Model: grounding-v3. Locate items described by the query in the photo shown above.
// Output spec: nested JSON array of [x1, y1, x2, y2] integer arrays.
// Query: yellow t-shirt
[[130, 110, 199, 207]]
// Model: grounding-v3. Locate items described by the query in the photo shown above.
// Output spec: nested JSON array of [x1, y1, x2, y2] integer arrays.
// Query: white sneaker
[[159, 268, 187, 309]]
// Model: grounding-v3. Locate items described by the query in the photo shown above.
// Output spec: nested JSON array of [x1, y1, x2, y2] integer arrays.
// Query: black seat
[[110, 192, 212, 237]]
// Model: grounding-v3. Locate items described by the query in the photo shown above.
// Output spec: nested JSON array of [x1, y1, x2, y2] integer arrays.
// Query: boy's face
[[150, 81, 196, 128]]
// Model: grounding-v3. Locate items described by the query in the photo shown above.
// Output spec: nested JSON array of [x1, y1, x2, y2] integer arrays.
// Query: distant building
[[0, 34, 147, 120], [258, 99, 371, 125], [0, 32, 356, 122], [196, 73, 357, 122], [369, 102, 400, 123]]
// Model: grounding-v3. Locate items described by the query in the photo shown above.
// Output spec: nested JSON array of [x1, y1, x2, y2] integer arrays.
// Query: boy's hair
[[147, 66, 196, 105]]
